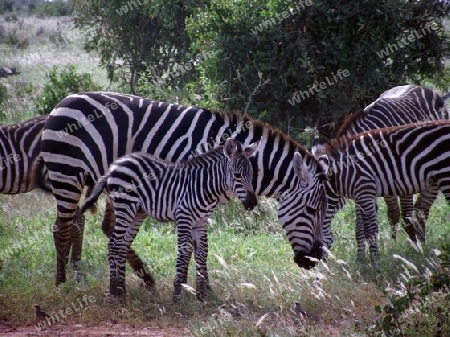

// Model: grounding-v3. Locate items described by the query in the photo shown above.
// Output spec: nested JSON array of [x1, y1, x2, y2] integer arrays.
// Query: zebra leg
[[53, 216, 74, 285], [192, 219, 209, 302], [383, 196, 400, 240], [52, 180, 83, 286], [399, 195, 416, 242], [108, 204, 144, 297], [354, 213, 366, 262], [412, 185, 439, 242], [173, 221, 194, 302], [323, 196, 346, 252], [69, 207, 85, 281], [101, 199, 154, 290], [355, 196, 378, 263]]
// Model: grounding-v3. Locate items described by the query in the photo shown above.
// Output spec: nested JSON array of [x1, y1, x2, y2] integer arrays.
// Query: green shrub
[[0, 82, 9, 118], [4, 14, 18, 22], [6, 29, 29, 49], [368, 249, 450, 336], [35, 65, 101, 115], [35, 0, 72, 17]]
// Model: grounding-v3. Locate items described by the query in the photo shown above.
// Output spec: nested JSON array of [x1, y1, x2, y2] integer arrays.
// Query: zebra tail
[[83, 185, 98, 214], [30, 156, 52, 193], [80, 174, 109, 215]]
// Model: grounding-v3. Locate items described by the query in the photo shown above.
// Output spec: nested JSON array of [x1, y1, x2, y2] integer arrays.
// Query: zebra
[[0, 115, 87, 275], [334, 84, 449, 242], [0, 115, 47, 194], [79, 138, 259, 301], [311, 120, 450, 262], [35, 91, 329, 287]]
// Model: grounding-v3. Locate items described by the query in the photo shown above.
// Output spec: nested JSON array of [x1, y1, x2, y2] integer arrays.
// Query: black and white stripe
[[313, 120, 450, 261], [0, 115, 47, 193], [334, 84, 449, 242], [37, 92, 329, 287], [80, 139, 258, 301], [0, 115, 87, 274]]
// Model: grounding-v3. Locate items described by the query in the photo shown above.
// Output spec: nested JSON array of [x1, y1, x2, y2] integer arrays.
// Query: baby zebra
[[80, 138, 259, 301], [312, 120, 450, 263]]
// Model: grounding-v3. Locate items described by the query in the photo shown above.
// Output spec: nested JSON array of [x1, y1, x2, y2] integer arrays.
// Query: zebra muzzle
[[243, 192, 258, 210], [293, 242, 324, 270]]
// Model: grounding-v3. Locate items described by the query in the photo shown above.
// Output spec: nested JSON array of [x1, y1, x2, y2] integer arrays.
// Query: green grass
[[1, 192, 449, 335], [0, 13, 450, 336], [0, 15, 110, 122]]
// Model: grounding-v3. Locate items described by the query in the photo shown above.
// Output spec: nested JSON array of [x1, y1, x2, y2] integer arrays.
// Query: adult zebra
[[334, 84, 449, 242], [0, 115, 47, 193], [80, 139, 259, 301], [36, 92, 329, 287], [312, 120, 450, 262], [0, 115, 85, 274]]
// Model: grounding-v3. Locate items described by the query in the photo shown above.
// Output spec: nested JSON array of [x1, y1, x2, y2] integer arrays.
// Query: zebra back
[[337, 85, 448, 137], [322, 120, 450, 191]]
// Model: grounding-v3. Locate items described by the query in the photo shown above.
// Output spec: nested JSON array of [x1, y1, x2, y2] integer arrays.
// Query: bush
[[4, 14, 18, 22], [0, 82, 9, 119], [35, 65, 101, 115], [368, 245, 450, 336], [35, 0, 72, 17], [6, 29, 29, 49]]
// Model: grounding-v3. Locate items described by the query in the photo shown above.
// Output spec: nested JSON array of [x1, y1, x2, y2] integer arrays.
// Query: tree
[[72, 0, 450, 139], [72, 0, 193, 94], [186, 0, 450, 139]]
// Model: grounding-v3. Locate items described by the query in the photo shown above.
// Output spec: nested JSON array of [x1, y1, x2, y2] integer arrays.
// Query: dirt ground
[[0, 323, 191, 337]]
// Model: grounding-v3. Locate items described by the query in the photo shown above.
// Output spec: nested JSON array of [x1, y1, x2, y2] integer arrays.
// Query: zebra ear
[[318, 155, 329, 173], [312, 135, 320, 147], [224, 138, 238, 158], [311, 136, 324, 157], [243, 139, 260, 157], [293, 152, 310, 182]]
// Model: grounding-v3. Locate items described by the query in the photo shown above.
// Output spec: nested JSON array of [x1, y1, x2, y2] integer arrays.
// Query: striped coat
[[335, 84, 448, 241], [36, 92, 329, 287], [313, 120, 450, 261], [80, 139, 259, 301]]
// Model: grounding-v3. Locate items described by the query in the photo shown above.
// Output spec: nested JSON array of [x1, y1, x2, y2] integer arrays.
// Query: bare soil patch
[[0, 323, 191, 336]]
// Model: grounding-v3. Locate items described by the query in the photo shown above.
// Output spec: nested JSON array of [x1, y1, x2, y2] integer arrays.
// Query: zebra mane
[[328, 120, 450, 155], [335, 108, 365, 137], [179, 109, 320, 173]]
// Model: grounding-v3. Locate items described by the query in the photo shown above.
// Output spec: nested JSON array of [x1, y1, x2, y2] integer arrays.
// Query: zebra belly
[[140, 191, 177, 223], [375, 174, 429, 197]]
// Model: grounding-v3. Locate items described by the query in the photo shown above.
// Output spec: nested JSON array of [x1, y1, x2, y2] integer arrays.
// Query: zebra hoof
[[142, 275, 155, 291], [196, 294, 206, 302], [172, 293, 182, 303], [109, 282, 126, 297], [74, 271, 84, 283], [55, 277, 66, 287], [355, 254, 366, 264]]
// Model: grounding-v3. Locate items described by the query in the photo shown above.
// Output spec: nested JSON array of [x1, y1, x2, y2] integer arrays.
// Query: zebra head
[[223, 138, 260, 210], [279, 151, 329, 270]]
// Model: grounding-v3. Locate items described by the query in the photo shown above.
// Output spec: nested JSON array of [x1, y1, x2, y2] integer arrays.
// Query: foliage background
[[72, 0, 450, 140]]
